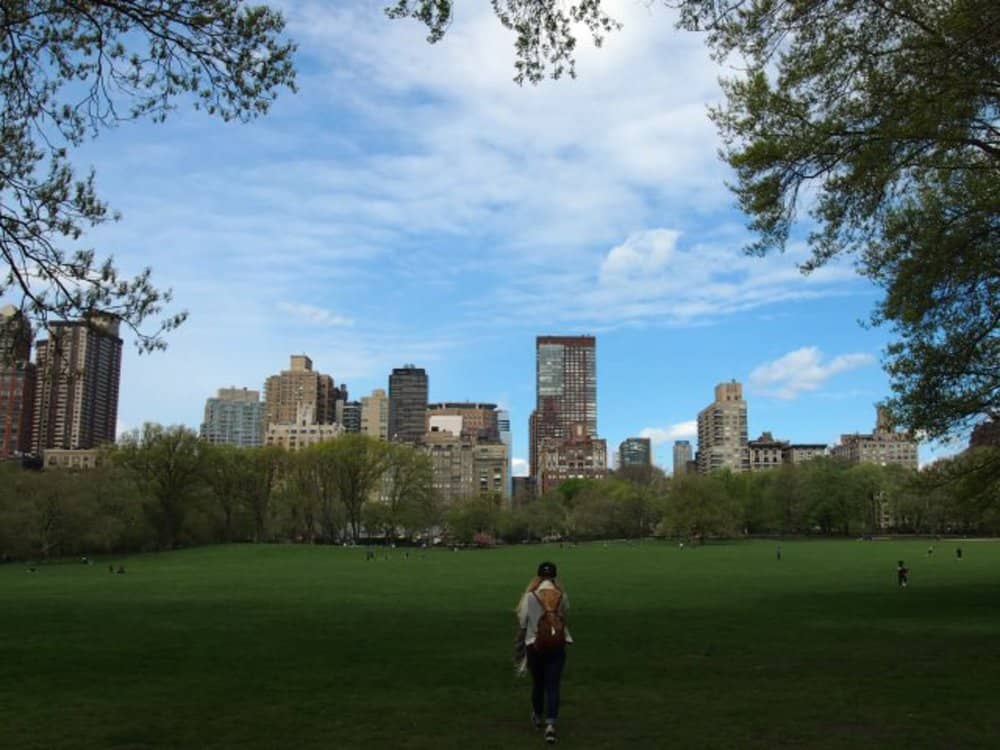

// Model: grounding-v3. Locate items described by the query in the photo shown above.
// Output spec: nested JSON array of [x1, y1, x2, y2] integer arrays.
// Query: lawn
[[1, 540, 999, 749]]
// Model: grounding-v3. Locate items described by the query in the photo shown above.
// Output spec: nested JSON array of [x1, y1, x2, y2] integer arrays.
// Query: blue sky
[[29, 0, 958, 472]]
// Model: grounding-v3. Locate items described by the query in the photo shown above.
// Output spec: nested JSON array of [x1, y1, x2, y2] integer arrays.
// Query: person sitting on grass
[[516, 561, 572, 745]]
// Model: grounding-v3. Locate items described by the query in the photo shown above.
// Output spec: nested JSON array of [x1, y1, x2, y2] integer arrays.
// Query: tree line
[[0, 426, 439, 560], [448, 451, 998, 546], [2, 423, 998, 560]]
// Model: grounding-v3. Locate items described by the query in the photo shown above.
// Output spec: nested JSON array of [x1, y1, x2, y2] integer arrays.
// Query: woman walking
[[516, 561, 572, 744]]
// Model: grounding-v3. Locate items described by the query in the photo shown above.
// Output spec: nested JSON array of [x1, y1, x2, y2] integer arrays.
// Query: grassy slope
[[1, 540, 999, 749]]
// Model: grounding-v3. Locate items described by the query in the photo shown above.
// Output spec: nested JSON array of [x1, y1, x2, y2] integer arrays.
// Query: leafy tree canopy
[[1, 1, 296, 350], [392, 0, 1000, 443]]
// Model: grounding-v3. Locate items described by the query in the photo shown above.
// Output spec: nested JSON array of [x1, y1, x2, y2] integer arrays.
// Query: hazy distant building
[[672, 440, 693, 477], [264, 404, 343, 451], [618, 437, 652, 469], [264, 355, 339, 428], [200, 387, 265, 447], [32, 314, 122, 454], [0, 305, 37, 457], [388, 365, 428, 444], [537, 423, 607, 495], [497, 409, 512, 501], [423, 427, 508, 504], [361, 388, 389, 440], [831, 406, 918, 470], [341, 401, 362, 433], [529, 335, 597, 481], [427, 402, 499, 441], [512, 476, 536, 506], [782, 443, 828, 465], [696, 381, 749, 475], [748, 431, 789, 472], [42, 447, 103, 471]]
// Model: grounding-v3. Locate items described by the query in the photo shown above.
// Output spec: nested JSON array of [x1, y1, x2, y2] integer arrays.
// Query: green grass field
[[2, 540, 999, 749]]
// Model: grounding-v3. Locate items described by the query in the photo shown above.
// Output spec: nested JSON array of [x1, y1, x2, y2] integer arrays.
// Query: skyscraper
[[341, 401, 362, 433], [31, 314, 123, 453], [696, 380, 749, 474], [618, 437, 652, 469], [200, 387, 265, 447], [529, 335, 596, 479], [0, 305, 36, 457], [497, 409, 512, 501], [388, 365, 428, 444], [672, 440, 693, 477], [361, 388, 389, 440], [263, 355, 338, 427]]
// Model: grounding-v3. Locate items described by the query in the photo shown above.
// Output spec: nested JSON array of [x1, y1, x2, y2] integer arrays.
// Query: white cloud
[[277, 302, 354, 327], [68, 0, 881, 448], [600, 229, 680, 282], [512, 457, 529, 476], [270, 0, 728, 257], [481, 227, 861, 330], [640, 420, 698, 446], [749, 347, 875, 400]]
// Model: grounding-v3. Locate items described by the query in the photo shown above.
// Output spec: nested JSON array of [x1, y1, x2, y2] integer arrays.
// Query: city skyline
[[0, 3, 961, 471], [3, 318, 937, 475]]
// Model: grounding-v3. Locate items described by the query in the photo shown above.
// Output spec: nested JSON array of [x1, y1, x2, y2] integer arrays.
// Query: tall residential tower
[[497, 409, 512, 501], [263, 355, 340, 428], [388, 365, 428, 444], [200, 387, 265, 447], [361, 388, 389, 440], [672, 440, 693, 477], [0, 305, 37, 457], [31, 315, 123, 453], [529, 335, 597, 479], [696, 381, 749, 475]]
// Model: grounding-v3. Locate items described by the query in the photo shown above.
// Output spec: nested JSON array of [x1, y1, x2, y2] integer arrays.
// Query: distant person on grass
[[516, 561, 572, 745], [897, 561, 909, 588], [956, 547, 963, 560]]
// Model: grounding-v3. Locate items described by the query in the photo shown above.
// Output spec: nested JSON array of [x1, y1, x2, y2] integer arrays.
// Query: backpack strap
[[533, 589, 561, 613]]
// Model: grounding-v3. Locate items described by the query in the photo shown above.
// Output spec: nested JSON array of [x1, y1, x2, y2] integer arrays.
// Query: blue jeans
[[527, 645, 566, 722]]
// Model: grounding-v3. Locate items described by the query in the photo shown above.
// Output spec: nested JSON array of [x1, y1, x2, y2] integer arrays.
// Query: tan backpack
[[532, 588, 566, 651]]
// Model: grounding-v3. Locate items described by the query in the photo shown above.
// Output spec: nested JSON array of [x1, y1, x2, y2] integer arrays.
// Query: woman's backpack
[[532, 588, 566, 651]]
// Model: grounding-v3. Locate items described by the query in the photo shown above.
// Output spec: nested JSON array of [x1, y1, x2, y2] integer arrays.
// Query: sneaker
[[544, 724, 557, 744], [531, 713, 543, 730]]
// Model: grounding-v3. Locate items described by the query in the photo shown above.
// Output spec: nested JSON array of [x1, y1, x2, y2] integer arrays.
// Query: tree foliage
[[1, 1, 296, 349], [386, 0, 621, 84], [379, 442, 439, 538], [393, 0, 1000, 443], [692, 0, 1000, 442], [116, 423, 206, 548], [0, 460, 145, 559], [5, 441, 1000, 560]]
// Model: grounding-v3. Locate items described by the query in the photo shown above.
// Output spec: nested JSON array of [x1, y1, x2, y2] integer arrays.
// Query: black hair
[[537, 561, 557, 578]]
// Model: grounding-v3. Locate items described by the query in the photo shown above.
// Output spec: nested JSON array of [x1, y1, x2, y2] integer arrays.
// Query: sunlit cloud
[[749, 347, 875, 400], [640, 420, 698, 446], [277, 302, 354, 327]]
